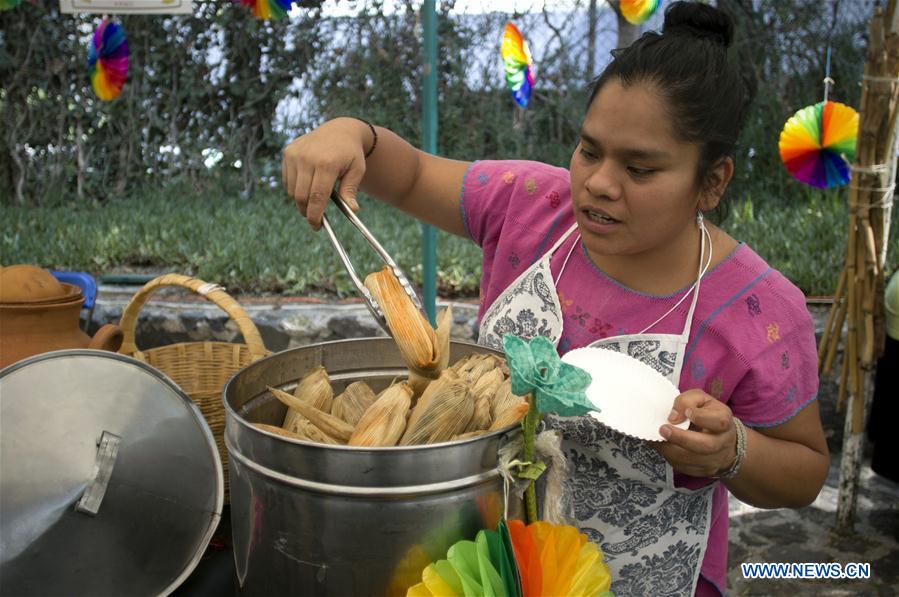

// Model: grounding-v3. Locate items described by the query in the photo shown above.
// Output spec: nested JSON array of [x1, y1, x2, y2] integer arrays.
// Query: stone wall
[[89, 288, 846, 450]]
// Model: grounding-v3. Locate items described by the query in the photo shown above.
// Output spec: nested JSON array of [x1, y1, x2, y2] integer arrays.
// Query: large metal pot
[[223, 338, 520, 596]]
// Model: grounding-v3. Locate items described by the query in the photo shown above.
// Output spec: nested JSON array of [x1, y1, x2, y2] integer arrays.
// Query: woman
[[281, 3, 829, 594]]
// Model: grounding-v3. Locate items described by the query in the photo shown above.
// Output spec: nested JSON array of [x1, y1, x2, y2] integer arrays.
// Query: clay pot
[[0, 265, 123, 369]]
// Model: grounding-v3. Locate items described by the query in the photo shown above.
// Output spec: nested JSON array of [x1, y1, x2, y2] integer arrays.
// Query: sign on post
[[59, 0, 193, 14]]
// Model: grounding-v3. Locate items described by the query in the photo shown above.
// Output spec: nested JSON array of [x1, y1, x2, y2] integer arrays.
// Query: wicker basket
[[118, 274, 269, 503]]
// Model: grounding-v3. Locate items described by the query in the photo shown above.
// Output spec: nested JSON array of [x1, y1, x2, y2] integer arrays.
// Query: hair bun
[[662, 1, 734, 48]]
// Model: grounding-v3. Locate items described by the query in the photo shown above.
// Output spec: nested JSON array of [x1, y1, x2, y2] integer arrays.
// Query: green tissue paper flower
[[502, 334, 594, 417]]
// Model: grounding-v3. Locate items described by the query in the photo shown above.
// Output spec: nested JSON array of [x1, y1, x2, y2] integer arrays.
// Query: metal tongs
[[321, 189, 424, 336]]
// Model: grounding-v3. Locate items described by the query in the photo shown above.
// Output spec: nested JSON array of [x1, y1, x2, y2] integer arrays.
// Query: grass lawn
[[2, 181, 895, 299]]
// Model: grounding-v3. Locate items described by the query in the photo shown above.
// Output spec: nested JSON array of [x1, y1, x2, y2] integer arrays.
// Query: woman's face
[[569, 79, 710, 264]]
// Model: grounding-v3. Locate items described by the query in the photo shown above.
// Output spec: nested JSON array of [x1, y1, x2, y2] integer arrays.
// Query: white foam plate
[[561, 346, 689, 441]]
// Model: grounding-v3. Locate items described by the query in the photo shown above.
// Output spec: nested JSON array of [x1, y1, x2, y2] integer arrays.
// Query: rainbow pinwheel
[[501, 22, 534, 109], [0, 0, 23, 12], [240, 0, 293, 20], [407, 520, 613, 596], [88, 20, 129, 101], [619, 0, 660, 25], [778, 100, 858, 189]]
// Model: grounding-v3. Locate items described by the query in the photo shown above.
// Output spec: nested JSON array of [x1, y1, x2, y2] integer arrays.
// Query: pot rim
[[0, 282, 82, 306], [233, 410, 518, 452], [223, 337, 520, 453], [0, 295, 85, 309]]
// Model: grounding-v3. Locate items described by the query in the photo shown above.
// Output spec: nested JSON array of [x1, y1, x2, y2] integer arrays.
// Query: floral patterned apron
[[478, 222, 716, 596]]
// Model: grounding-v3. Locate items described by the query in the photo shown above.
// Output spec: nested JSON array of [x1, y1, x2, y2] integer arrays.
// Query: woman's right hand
[[281, 117, 373, 229]]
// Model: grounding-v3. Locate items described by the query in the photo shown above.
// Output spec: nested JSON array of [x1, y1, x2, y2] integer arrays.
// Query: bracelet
[[352, 117, 378, 159], [714, 417, 747, 479]]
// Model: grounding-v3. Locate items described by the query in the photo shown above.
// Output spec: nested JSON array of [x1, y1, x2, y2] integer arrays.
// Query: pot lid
[[0, 265, 81, 305], [0, 349, 223, 597]]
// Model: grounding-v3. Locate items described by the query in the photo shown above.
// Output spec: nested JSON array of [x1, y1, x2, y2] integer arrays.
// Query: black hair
[[588, 1, 756, 210]]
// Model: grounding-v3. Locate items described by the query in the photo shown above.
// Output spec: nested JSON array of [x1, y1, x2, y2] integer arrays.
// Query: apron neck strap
[[554, 224, 582, 285], [638, 219, 712, 337], [546, 223, 580, 256]]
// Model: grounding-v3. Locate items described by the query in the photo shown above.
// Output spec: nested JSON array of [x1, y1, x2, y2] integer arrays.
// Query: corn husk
[[348, 381, 414, 447], [490, 379, 521, 420], [364, 266, 438, 373], [254, 423, 307, 441], [471, 368, 504, 401], [286, 414, 341, 445], [449, 354, 475, 374], [452, 430, 487, 441], [464, 393, 493, 433], [434, 305, 453, 371], [409, 305, 453, 394], [499, 362, 510, 378], [331, 381, 379, 427], [268, 385, 354, 442], [451, 353, 506, 383], [400, 370, 474, 445], [462, 368, 501, 432], [462, 354, 506, 382], [489, 401, 530, 431], [283, 366, 333, 431]]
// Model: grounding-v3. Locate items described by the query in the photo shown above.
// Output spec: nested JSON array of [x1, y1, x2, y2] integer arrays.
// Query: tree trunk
[[586, 0, 598, 80], [11, 148, 26, 206], [615, 13, 640, 49], [836, 372, 875, 530], [76, 120, 85, 200], [606, 0, 641, 49]]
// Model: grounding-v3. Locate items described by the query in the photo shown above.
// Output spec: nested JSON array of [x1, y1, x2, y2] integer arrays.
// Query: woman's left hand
[[655, 389, 738, 478]]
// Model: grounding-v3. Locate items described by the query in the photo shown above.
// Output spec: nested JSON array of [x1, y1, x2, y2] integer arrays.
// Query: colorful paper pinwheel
[[501, 22, 535, 109], [407, 520, 613, 597], [778, 100, 859, 189], [619, 0, 660, 25], [88, 19, 129, 101], [240, 0, 293, 20]]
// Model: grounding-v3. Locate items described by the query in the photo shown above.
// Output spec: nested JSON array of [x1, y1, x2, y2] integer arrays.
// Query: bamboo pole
[[819, 267, 845, 371], [823, 289, 848, 378], [832, 0, 899, 530], [836, 345, 849, 413]]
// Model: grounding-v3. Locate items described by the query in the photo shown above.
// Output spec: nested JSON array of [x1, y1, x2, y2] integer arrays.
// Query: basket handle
[[118, 273, 268, 361]]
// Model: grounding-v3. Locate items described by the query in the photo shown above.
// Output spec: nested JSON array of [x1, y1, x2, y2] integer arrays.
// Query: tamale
[[400, 370, 474, 445], [449, 353, 475, 374], [332, 381, 379, 427], [488, 401, 530, 431], [268, 385, 354, 442], [464, 393, 493, 433], [471, 368, 504, 401], [287, 414, 342, 445], [348, 381, 413, 447], [364, 266, 438, 373], [489, 379, 522, 420], [409, 305, 454, 394], [283, 366, 333, 431], [461, 354, 506, 382], [452, 430, 487, 441], [253, 423, 307, 441]]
